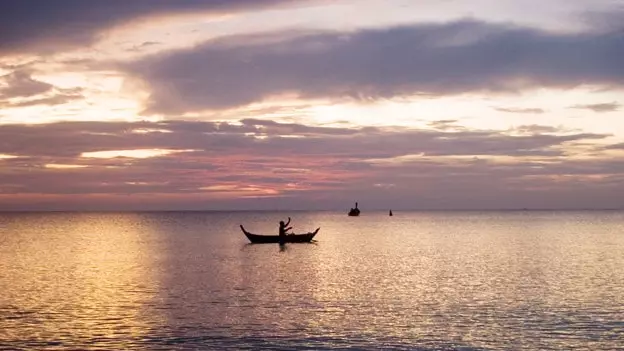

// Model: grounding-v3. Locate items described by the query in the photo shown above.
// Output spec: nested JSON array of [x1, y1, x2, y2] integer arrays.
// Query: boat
[[348, 202, 360, 216], [240, 225, 320, 244]]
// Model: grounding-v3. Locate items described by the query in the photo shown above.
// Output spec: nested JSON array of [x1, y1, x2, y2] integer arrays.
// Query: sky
[[1, 0, 623, 211]]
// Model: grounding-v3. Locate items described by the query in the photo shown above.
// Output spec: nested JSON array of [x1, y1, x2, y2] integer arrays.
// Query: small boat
[[348, 202, 360, 216], [240, 225, 320, 244]]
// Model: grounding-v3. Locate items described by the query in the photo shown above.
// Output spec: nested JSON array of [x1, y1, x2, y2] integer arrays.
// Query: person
[[278, 217, 292, 245]]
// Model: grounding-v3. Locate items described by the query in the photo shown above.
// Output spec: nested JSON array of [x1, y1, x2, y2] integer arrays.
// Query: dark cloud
[[427, 120, 466, 131], [239, 118, 372, 136], [139, 41, 161, 48], [0, 71, 84, 107], [0, 0, 307, 54], [570, 102, 620, 113], [0, 70, 53, 98], [125, 41, 164, 53], [125, 20, 624, 114], [4, 93, 82, 108], [603, 142, 624, 150], [495, 107, 545, 114], [0, 118, 618, 209], [511, 125, 562, 134], [1, 119, 622, 210], [582, 7, 624, 34], [0, 119, 609, 160], [3, 149, 624, 211]]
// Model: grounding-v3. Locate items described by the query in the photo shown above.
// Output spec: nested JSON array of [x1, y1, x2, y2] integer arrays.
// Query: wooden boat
[[240, 225, 320, 244], [348, 202, 360, 216]]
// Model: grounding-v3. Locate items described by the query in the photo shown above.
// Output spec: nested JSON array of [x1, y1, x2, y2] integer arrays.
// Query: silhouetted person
[[278, 217, 292, 245], [389, 210, 393, 216]]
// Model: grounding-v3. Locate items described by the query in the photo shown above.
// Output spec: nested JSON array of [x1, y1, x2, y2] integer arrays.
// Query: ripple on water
[[1, 211, 623, 350]]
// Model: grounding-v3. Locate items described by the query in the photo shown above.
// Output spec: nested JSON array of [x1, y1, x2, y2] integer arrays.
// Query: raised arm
[[285, 217, 291, 226]]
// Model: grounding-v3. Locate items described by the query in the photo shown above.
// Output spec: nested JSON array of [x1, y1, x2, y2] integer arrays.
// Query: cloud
[[0, 71, 84, 108], [3, 93, 83, 108], [494, 107, 545, 114], [0, 119, 609, 161], [2, 119, 622, 210], [0, 70, 53, 98], [603, 143, 624, 150], [139, 41, 161, 48], [569, 102, 620, 113], [0, 119, 595, 167], [124, 20, 624, 114], [0, 0, 308, 54], [511, 125, 562, 135], [126, 41, 163, 53], [581, 7, 624, 33], [427, 120, 466, 131]]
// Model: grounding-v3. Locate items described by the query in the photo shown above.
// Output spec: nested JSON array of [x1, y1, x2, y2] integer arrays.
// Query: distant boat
[[348, 202, 360, 216], [240, 225, 319, 244], [389, 210, 393, 216]]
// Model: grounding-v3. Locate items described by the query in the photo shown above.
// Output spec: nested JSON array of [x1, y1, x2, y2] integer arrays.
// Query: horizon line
[[1, 208, 623, 213]]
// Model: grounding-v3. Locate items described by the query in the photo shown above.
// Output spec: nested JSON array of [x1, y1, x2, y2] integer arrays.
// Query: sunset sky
[[1, 0, 623, 211]]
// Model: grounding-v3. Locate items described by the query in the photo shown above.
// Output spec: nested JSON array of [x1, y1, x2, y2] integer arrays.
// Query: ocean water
[[0, 211, 623, 350]]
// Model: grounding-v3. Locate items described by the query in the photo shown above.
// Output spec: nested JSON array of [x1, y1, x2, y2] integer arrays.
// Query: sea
[[0, 211, 622, 350]]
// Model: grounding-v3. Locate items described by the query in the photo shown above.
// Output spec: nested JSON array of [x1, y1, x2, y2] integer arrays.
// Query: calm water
[[0, 211, 623, 350]]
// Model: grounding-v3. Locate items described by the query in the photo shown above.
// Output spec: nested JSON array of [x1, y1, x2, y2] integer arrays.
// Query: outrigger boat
[[240, 225, 320, 244]]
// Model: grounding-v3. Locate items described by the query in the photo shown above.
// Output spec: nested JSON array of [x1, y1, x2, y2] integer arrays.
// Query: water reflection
[[0, 213, 164, 348], [1, 211, 623, 350]]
